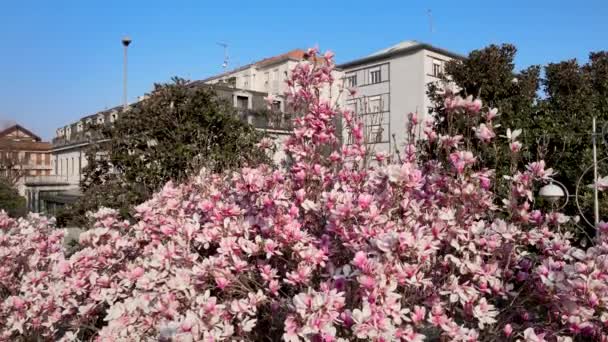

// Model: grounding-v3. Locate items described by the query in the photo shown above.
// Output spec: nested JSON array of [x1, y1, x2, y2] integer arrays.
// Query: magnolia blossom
[[589, 175, 608, 191], [0, 48, 606, 342], [486, 107, 499, 121], [449, 150, 476, 174], [510, 141, 523, 153], [475, 123, 496, 143]]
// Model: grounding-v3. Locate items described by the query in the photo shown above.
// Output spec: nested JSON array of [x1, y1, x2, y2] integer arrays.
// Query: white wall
[[51, 147, 87, 186], [341, 59, 393, 155], [389, 50, 426, 148], [207, 59, 343, 104], [341, 48, 454, 157]]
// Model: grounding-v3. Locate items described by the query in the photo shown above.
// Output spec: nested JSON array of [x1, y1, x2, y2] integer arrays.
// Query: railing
[[52, 133, 93, 147], [23, 175, 70, 185], [52, 130, 106, 148], [237, 109, 294, 131]]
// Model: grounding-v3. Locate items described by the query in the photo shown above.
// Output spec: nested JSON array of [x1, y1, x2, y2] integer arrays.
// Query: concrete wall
[[389, 50, 426, 148], [340, 48, 454, 157], [51, 146, 87, 187], [207, 60, 343, 105], [342, 59, 393, 155]]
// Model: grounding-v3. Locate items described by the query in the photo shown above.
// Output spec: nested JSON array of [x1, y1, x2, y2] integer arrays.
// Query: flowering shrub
[[2, 48, 608, 341]]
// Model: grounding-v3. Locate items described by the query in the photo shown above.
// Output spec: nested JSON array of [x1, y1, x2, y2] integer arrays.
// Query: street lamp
[[122, 36, 132, 111], [538, 117, 607, 230], [539, 182, 567, 206], [539, 156, 608, 229]]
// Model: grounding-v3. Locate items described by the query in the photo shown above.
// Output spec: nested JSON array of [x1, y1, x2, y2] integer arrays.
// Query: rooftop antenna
[[427, 9, 434, 41], [217, 42, 229, 71]]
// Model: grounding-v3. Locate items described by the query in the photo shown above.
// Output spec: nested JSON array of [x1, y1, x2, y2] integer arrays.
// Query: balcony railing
[[52, 130, 106, 148], [237, 109, 294, 131], [23, 175, 70, 185]]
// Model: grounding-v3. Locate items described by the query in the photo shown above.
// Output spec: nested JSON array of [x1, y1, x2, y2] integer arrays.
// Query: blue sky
[[0, 0, 606, 140]]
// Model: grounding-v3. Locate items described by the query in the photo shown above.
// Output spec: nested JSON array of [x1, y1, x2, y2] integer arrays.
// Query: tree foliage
[[0, 178, 26, 218], [4, 48, 608, 341], [61, 78, 268, 226], [428, 44, 608, 238]]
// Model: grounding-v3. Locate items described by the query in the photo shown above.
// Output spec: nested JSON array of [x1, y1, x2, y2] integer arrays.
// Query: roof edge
[[0, 124, 42, 142], [338, 43, 466, 69]]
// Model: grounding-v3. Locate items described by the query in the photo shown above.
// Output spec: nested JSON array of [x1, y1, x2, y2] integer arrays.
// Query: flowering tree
[[2, 48, 608, 342]]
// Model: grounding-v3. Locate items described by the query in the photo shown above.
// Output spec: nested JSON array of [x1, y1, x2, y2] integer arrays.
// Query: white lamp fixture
[[539, 182, 566, 203]]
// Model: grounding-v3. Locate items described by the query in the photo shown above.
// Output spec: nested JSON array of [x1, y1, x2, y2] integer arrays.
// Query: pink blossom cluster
[[2, 49, 608, 341]]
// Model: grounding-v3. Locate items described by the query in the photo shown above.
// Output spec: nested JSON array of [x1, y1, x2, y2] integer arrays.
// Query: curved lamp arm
[[575, 156, 608, 229]]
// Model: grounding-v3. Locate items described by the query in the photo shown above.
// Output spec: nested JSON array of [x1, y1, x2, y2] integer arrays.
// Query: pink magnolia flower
[[486, 108, 499, 121], [449, 151, 476, 173], [475, 123, 496, 143], [510, 141, 523, 153], [0, 47, 601, 342]]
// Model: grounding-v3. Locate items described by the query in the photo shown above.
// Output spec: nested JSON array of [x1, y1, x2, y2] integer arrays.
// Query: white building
[[52, 108, 119, 187], [338, 40, 463, 155], [203, 48, 343, 109]]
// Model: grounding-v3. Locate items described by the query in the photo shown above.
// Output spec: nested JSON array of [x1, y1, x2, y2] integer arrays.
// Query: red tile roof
[[202, 48, 325, 83], [0, 124, 42, 142]]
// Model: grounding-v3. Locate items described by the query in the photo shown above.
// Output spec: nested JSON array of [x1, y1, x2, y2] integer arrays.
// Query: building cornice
[[338, 42, 465, 69]]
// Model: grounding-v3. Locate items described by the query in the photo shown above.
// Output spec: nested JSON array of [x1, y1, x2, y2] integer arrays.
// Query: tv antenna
[[217, 42, 229, 71], [427, 9, 434, 40]]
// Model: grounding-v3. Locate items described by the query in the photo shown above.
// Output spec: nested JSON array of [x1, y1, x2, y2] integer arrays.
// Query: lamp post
[[539, 156, 608, 229], [539, 117, 604, 229], [122, 36, 132, 111]]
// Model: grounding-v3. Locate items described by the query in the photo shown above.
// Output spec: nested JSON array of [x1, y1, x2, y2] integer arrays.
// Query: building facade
[[27, 82, 292, 215], [202, 49, 343, 108], [338, 40, 463, 155], [52, 107, 119, 187], [0, 124, 53, 195]]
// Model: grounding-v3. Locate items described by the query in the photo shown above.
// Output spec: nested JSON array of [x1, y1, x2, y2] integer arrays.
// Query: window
[[273, 69, 279, 81], [71, 157, 74, 175], [346, 100, 358, 114], [97, 115, 104, 124], [432, 60, 442, 77], [110, 112, 118, 123], [345, 75, 357, 88], [368, 96, 382, 113], [272, 100, 281, 112], [370, 70, 381, 84], [236, 96, 249, 109], [371, 126, 384, 143]]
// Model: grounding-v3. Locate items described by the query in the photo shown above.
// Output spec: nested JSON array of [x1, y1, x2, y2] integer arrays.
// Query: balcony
[[53, 131, 94, 147], [24, 175, 70, 186], [237, 109, 294, 131]]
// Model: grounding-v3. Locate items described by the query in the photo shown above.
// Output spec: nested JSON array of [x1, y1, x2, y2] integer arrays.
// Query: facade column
[[26, 190, 31, 212], [39, 192, 46, 213], [33, 189, 39, 213]]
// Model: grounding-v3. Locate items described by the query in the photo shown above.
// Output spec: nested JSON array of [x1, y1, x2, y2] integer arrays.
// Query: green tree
[[61, 78, 268, 227], [427, 44, 541, 194], [0, 178, 26, 218], [540, 53, 608, 233], [428, 44, 608, 239]]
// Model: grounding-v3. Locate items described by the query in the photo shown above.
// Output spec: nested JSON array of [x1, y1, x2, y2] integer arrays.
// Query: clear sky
[[0, 0, 606, 140]]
